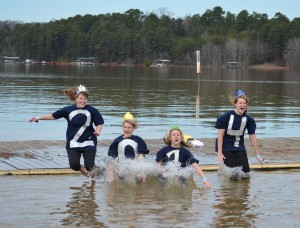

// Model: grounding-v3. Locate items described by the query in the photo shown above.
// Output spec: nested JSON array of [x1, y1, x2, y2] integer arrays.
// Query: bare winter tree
[[284, 38, 300, 68], [249, 40, 268, 64], [201, 42, 223, 67], [225, 39, 249, 66]]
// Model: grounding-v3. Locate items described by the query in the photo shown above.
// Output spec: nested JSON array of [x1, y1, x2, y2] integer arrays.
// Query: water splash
[[102, 156, 197, 188], [218, 165, 251, 180]]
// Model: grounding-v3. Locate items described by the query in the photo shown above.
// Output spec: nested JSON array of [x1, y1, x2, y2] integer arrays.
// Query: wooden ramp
[[1, 138, 300, 175]]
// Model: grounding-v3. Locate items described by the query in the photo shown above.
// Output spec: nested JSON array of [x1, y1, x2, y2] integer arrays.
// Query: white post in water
[[196, 50, 201, 118], [196, 50, 201, 78]]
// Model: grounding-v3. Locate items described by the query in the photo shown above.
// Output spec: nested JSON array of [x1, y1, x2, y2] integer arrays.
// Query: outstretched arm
[[29, 114, 55, 122]]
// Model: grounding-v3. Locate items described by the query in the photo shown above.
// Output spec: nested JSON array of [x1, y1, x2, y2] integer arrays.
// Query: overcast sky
[[1, 0, 298, 23]]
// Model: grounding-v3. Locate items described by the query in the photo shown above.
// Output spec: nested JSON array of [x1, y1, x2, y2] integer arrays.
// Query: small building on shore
[[75, 57, 96, 66], [150, 59, 171, 67], [225, 62, 241, 68], [3, 56, 21, 63]]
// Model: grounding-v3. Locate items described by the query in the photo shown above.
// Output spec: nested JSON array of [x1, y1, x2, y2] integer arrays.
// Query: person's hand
[[107, 176, 114, 184], [29, 116, 39, 123], [217, 153, 225, 164], [256, 154, 264, 164], [93, 131, 100, 136], [157, 165, 165, 176], [202, 178, 211, 189]]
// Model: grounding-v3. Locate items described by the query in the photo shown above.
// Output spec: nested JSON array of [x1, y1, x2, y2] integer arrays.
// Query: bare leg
[[80, 166, 88, 176]]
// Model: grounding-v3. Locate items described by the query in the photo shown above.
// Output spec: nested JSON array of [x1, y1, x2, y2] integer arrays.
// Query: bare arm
[[217, 129, 226, 163], [29, 114, 55, 122], [192, 163, 211, 188], [249, 134, 264, 163], [156, 160, 164, 175], [192, 163, 206, 179], [93, 124, 103, 136], [106, 159, 115, 184], [249, 134, 261, 156]]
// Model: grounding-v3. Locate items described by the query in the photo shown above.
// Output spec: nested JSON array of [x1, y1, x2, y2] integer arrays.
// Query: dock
[[1, 138, 300, 175]]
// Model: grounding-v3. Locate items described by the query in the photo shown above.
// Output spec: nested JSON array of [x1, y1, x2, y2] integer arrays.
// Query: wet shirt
[[215, 110, 256, 152], [108, 135, 149, 159], [156, 146, 199, 168], [52, 105, 104, 151]]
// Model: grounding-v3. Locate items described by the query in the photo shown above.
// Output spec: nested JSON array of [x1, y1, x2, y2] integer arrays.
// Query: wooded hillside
[[1, 7, 299, 68]]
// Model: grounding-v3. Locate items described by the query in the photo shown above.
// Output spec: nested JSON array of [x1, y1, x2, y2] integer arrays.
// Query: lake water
[[1, 170, 299, 227], [1, 63, 300, 227], [1, 63, 299, 141]]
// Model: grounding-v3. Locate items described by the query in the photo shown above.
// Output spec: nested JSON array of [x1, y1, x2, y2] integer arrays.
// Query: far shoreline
[[9, 60, 290, 71], [249, 62, 289, 70]]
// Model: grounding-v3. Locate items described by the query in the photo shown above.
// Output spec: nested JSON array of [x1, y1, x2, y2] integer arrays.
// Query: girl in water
[[29, 85, 104, 177], [107, 112, 149, 183], [215, 89, 264, 179], [156, 125, 211, 188]]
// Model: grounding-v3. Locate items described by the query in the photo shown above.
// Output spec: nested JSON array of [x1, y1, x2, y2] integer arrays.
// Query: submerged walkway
[[0, 138, 300, 175]]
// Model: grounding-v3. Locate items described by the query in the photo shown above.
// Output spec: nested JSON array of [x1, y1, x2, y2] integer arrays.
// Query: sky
[[1, 0, 299, 23]]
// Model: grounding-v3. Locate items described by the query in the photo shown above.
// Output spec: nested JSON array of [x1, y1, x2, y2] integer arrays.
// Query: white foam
[[104, 156, 195, 185], [218, 164, 251, 180]]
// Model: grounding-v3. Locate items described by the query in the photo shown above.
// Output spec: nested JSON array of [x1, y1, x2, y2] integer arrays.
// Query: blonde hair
[[64, 86, 89, 101], [228, 93, 249, 112], [163, 128, 191, 148], [123, 119, 138, 129]]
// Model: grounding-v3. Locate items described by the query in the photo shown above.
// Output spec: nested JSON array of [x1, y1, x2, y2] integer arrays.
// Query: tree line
[[1, 7, 300, 68]]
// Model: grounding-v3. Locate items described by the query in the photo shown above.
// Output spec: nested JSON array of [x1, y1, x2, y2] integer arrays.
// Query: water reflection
[[213, 177, 256, 227], [196, 78, 201, 118], [0, 63, 299, 141], [1, 171, 300, 226], [61, 180, 105, 227], [106, 175, 196, 226]]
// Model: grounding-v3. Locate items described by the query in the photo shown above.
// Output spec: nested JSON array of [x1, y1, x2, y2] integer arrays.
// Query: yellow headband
[[123, 112, 134, 120]]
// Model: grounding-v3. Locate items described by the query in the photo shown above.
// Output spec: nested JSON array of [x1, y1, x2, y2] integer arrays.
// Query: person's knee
[[69, 163, 81, 171], [224, 159, 237, 168], [67, 149, 81, 171], [84, 163, 94, 171], [82, 150, 96, 171]]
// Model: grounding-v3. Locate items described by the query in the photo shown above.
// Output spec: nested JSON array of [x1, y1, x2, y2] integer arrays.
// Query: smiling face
[[235, 97, 248, 115], [169, 129, 183, 148], [75, 93, 88, 108], [123, 121, 135, 138]]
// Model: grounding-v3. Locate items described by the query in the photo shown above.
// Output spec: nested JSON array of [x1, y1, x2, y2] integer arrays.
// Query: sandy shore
[[249, 63, 289, 70]]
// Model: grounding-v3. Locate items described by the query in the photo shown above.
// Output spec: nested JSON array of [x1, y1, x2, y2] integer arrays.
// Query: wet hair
[[163, 128, 191, 148], [63, 86, 89, 101], [234, 94, 249, 104], [123, 119, 138, 129], [228, 91, 249, 112]]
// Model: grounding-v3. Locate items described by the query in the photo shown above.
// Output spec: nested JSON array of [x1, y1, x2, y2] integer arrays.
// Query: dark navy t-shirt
[[156, 146, 199, 168], [108, 135, 149, 159], [52, 105, 104, 151], [215, 110, 256, 152]]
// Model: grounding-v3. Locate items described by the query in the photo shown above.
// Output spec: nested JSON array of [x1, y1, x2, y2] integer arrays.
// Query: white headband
[[76, 84, 88, 96]]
